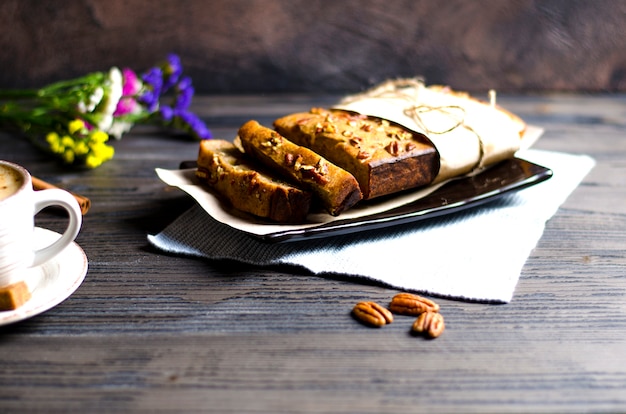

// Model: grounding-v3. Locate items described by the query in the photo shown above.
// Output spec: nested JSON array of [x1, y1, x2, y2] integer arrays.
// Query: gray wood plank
[[0, 93, 625, 413]]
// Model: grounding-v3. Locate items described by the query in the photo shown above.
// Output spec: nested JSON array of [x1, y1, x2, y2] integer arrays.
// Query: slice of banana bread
[[238, 120, 362, 216], [196, 139, 312, 223]]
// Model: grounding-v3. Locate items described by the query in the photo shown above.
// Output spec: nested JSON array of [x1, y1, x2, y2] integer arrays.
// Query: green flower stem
[[0, 90, 41, 99]]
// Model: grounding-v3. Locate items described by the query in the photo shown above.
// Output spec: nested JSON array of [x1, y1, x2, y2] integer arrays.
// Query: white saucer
[[0, 227, 88, 326]]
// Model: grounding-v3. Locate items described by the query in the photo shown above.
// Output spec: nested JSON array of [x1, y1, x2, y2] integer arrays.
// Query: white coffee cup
[[0, 160, 82, 288]]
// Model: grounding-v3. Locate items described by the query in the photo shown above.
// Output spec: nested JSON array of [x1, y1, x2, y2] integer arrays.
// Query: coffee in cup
[[0, 160, 83, 310], [0, 163, 24, 201]]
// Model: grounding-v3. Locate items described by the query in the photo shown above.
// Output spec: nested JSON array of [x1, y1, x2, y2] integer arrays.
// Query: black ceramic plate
[[256, 157, 552, 242]]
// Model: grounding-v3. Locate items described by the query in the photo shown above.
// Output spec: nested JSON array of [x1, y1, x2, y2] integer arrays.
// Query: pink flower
[[121, 68, 142, 97], [114, 68, 143, 116], [114, 96, 139, 116]]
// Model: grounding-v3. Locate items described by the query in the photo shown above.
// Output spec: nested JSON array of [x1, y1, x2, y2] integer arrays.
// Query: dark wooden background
[[2, 0, 626, 94]]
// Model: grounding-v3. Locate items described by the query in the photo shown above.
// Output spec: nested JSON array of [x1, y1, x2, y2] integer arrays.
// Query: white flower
[[95, 67, 123, 131], [107, 121, 133, 140], [77, 86, 104, 113], [97, 114, 114, 132]]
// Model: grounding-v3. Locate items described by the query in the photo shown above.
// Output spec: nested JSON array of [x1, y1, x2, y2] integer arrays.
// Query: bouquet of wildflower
[[0, 54, 211, 168]]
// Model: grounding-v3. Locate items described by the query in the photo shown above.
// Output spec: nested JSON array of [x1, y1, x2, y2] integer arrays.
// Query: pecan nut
[[385, 140, 401, 156], [388, 292, 440, 315], [356, 150, 371, 160], [348, 137, 362, 147], [298, 159, 330, 185], [412, 311, 445, 338], [352, 301, 394, 327]]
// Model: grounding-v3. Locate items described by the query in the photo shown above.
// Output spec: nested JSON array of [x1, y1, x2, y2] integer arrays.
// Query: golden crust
[[196, 139, 312, 223]]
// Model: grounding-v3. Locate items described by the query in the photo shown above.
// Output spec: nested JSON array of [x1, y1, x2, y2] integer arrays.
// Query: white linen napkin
[[147, 149, 594, 303]]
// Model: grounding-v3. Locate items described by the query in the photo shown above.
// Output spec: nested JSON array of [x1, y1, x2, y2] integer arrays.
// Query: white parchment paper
[[149, 149, 594, 303]]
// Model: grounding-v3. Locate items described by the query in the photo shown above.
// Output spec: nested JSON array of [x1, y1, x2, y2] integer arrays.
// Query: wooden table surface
[[0, 94, 625, 413]]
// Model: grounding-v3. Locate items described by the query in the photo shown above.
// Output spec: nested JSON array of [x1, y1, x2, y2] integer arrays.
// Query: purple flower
[[138, 54, 211, 140], [176, 110, 212, 139], [159, 105, 174, 122], [141, 67, 163, 92], [140, 67, 163, 112], [174, 76, 194, 111], [162, 54, 182, 92]]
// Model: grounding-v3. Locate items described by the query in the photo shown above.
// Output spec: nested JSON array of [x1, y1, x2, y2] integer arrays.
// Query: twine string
[[403, 104, 466, 135]]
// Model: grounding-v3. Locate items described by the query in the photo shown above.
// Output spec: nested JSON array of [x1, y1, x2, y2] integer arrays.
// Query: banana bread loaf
[[273, 108, 440, 199]]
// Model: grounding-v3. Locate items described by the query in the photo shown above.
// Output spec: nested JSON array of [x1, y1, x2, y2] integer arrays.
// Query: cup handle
[[31, 189, 83, 267]]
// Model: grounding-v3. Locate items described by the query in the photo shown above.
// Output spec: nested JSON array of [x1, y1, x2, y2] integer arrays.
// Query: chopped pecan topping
[[385, 140, 401, 156], [399, 131, 413, 140], [216, 165, 225, 174], [284, 153, 297, 167], [377, 119, 390, 132], [284, 153, 303, 170], [299, 159, 330, 184], [262, 134, 282, 149], [322, 122, 336, 134], [247, 176, 261, 195], [349, 137, 362, 147], [356, 150, 371, 160], [293, 156, 303, 170], [315, 159, 329, 176]]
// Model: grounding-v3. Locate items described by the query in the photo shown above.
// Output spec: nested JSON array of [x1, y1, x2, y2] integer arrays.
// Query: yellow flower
[[68, 119, 85, 134], [85, 155, 101, 169], [46, 132, 63, 154], [46, 132, 59, 144], [93, 142, 114, 159], [85, 149, 112, 168], [83, 138, 114, 168], [61, 135, 74, 149], [63, 149, 75, 164], [74, 141, 89, 155], [91, 130, 108, 143]]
